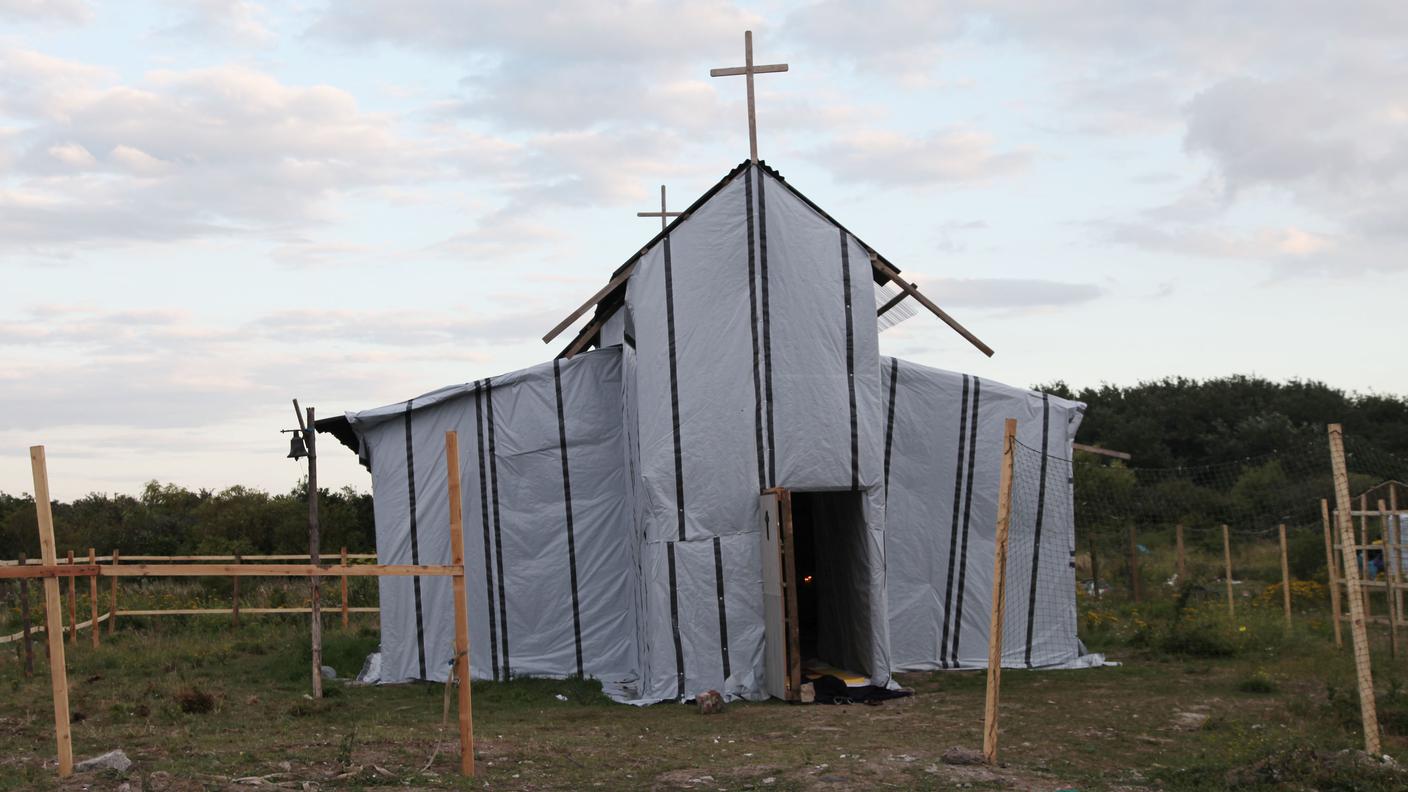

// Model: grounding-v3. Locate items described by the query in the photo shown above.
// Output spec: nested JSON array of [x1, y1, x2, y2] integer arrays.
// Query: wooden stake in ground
[[1360, 493, 1372, 618], [1175, 524, 1186, 583], [1393, 484, 1404, 618], [30, 446, 73, 777], [1278, 524, 1292, 632], [1089, 536, 1100, 600], [108, 549, 118, 635], [296, 401, 324, 700], [88, 548, 98, 648], [1222, 525, 1235, 619], [983, 418, 1017, 765], [1380, 499, 1399, 657], [637, 185, 682, 231], [232, 553, 241, 627], [341, 546, 350, 629], [1127, 526, 1141, 602], [1328, 423, 1381, 755], [66, 550, 76, 645], [19, 551, 33, 676], [444, 431, 476, 777], [709, 30, 788, 163], [1322, 500, 1344, 648]]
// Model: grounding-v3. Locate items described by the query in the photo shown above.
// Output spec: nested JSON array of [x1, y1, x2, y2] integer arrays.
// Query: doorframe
[[762, 486, 802, 700]]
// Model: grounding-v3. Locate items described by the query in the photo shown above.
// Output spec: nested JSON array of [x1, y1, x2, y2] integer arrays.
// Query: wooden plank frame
[[17, 442, 475, 782]]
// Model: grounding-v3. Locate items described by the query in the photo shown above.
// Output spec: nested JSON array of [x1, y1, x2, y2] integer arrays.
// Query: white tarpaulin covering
[[881, 358, 1085, 670], [326, 161, 1089, 703]]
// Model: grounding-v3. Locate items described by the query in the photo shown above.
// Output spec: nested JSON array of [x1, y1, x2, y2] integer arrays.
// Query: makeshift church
[[318, 158, 1085, 703], [315, 32, 1086, 704]]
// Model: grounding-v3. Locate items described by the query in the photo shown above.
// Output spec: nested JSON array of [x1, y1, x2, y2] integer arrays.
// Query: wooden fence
[[1, 551, 380, 648]]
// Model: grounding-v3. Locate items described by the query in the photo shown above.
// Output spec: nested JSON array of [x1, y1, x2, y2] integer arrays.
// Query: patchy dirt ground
[[2, 619, 1406, 791]]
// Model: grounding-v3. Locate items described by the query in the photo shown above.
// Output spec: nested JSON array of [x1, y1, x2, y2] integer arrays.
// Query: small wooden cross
[[710, 30, 788, 163], [636, 185, 682, 231]]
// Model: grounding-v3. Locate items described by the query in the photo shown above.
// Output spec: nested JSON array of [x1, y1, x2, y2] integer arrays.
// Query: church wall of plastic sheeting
[[348, 349, 639, 686], [881, 357, 1085, 671], [623, 163, 890, 703]]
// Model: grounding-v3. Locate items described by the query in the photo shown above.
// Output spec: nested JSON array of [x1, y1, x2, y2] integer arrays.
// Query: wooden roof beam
[[868, 253, 995, 357]]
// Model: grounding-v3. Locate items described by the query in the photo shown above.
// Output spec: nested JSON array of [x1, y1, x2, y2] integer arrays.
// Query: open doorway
[[791, 490, 873, 681]]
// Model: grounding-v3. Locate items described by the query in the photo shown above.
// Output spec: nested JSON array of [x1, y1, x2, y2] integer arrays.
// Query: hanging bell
[[286, 431, 308, 460]]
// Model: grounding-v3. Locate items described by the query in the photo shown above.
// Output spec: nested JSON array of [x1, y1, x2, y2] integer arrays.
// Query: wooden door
[[760, 488, 800, 700]]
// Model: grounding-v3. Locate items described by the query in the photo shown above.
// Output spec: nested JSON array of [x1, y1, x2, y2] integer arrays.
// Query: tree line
[[3, 374, 1405, 561], [1040, 374, 1408, 539], [0, 482, 373, 561]]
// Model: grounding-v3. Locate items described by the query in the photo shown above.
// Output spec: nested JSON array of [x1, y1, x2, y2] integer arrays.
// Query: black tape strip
[[473, 381, 500, 681], [939, 375, 970, 669], [403, 400, 427, 680], [1023, 394, 1051, 668], [485, 377, 510, 679], [664, 233, 687, 542], [745, 168, 766, 492], [757, 169, 777, 487], [951, 377, 983, 666], [667, 542, 686, 699], [712, 536, 731, 681], [883, 358, 899, 498], [553, 360, 585, 677], [839, 227, 858, 491]]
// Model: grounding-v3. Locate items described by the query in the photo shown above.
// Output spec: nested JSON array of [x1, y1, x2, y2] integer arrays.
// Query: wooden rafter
[[868, 253, 995, 357]]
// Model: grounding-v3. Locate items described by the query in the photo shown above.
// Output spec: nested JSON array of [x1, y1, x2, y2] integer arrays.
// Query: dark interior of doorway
[[790, 490, 873, 679]]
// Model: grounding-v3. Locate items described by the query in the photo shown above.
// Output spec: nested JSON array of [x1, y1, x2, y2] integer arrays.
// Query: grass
[[1, 547, 1407, 790]]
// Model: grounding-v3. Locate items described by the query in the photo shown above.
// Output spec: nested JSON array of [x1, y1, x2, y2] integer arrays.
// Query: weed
[[176, 686, 215, 714], [1236, 670, 1278, 694]]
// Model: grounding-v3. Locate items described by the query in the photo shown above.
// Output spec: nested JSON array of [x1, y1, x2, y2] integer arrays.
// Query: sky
[[3, 1, 1407, 499]]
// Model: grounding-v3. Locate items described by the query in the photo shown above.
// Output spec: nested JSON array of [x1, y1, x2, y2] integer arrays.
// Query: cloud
[[923, 277, 1100, 309], [0, 0, 91, 24], [155, 0, 275, 47], [810, 128, 1031, 187], [0, 53, 432, 252], [0, 304, 556, 432]]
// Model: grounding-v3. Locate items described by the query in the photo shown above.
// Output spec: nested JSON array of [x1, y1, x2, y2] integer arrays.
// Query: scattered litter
[[555, 694, 569, 701], [696, 689, 725, 714], [75, 749, 132, 773], [353, 650, 382, 685]]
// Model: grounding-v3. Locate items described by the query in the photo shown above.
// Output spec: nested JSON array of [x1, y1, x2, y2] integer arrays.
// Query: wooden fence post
[[1128, 526, 1140, 603], [1222, 525, 1235, 619], [1089, 536, 1100, 600], [1323, 500, 1344, 648], [1278, 524, 1292, 632], [983, 418, 1017, 765], [19, 551, 33, 676], [302, 403, 323, 700], [1380, 499, 1399, 658], [444, 431, 476, 777], [1393, 484, 1404, 618], [1175, 524, 1186, 583], [1361, 494, 1372, 618], [30, 447, 74, 777], [88, 548, 98, 648], [1329, 424, 1381, 755], [108, 549, 118, 635], [66, 550, 76, 645], [232, 554, 241, 627], [341, 546, 350, 629]]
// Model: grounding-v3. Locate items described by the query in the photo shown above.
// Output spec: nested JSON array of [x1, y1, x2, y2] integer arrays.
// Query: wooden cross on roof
[[710, 30, 788, 163], [636, 185, 682, 231]]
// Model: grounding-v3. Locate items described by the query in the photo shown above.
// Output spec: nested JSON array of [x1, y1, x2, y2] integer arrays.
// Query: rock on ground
[[75, 749, 132, 773]]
